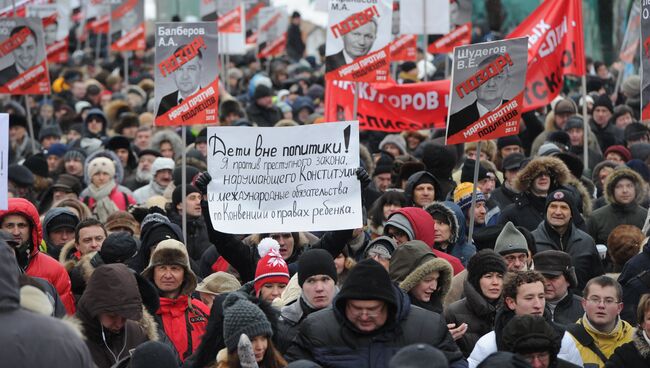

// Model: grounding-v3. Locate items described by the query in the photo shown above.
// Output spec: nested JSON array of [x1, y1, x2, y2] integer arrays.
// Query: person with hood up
[[150, 129, 184, 161], [499, 156, 573, 232], [0, 197, 76, 314], [277, 249, 339, 354], [425, 201, 476, 267], [0, 238, 93, 367], [383, 207, 465, 274], [81, 157, 136, 222], [133, 157, 174, 204], [75, 263, 153, 368], [533, 189, 604, 291], [501, 315, 582, 368], [404, 171, 442, 208], [389, 239, 454, 318], [82, 108, 108, 141], [445, 250, 507, 357], [41, 207, 79, 260], [141, 238, 210, 361], [587, 167, 648, 246], [286, 258, 467, 367]]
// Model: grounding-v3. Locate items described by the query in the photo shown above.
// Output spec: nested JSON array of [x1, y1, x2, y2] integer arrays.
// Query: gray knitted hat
[[223, 292, 273, 351], [494, 222, 529, 256]]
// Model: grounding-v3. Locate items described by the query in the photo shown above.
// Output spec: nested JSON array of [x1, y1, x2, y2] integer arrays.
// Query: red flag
[[390, 34, 417, 61], [428, 22, 472, 54], [324, 78, 450, 132], [507, 0, 585, 112]]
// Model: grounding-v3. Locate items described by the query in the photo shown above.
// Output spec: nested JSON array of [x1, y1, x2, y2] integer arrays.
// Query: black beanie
[[593, 94, 614, 114], [47, 212, 79, 234], [500, 315, 561, 358], [172, 184, 200, 210], [92, 231, 138, 266], [545, 189, 576, 217], [8, 164, 34, 186], [461, 159, 489, 183], [335, 258, 397, 312], [497, 135, 522, 150], [373, 154, 394, 177], [254, 84, 274, 100], [467, 249, 507, 296], [23, 154, 49, 177], [145, 224, 179, 248], [298, 249, 338, 287], [129, 341, 178, 368]]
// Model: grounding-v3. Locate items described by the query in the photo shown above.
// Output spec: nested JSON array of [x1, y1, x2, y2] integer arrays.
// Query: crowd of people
[[2, 9, 650, 368]]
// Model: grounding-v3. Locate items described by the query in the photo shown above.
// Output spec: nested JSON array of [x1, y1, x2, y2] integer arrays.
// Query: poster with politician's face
[[257, 6, 288, 58], [110, 0, 145, 51], [325, 0, 392, 82], [243, 0, 270, 43], [26, 1, 71, 63], [0, 17, 51, 94], [642, 1, 650, 120], [446, 37, 528, 145], [217, 0, 246, 55], [154, 22, 220, 126]]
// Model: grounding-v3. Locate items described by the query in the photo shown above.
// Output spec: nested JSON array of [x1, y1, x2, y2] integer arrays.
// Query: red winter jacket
[[157, 295, 210, 361], [81, 186, 135, 211], [0, 198, 76, 314], [390, 207, 465, 275]]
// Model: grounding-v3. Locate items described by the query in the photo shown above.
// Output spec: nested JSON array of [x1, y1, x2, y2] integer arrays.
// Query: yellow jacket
[[571, 316, 635, 368]]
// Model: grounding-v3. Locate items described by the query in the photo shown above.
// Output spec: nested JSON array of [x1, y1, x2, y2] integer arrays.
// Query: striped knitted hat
[[254, 239, 290, 296], [453, 182, 486, 212]]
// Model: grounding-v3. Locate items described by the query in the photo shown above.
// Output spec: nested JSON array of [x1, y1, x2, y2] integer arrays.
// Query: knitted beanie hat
[[222, 292, 273, 351], [494, 222, 529, 255], [467, 249, 507, 295], [254, 241, 290, 296], [453, 182, 486, 212], [88, 157, 116, 179], [298, 249, 337, 287]]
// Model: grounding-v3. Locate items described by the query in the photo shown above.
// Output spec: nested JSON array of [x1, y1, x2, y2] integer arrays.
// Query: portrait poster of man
[[154, 22, 219, 126], [399, 0, 449, 35], [325, 0, 393, 82], [217, 0, 246, 55], [446, 37, 528, 145], [0, 17, 51, 94], [26, 1, 71, 63], [428, 0, 472, 54], [110, 0, 145, 51], [243, 0, 270, 45], [86, 1, 110, 35], [642, 1, 650, 120], [257, 6, 288, 59]]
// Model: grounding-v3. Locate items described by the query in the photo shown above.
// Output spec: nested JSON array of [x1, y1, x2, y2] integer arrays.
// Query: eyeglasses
[[586, 297, 620, 306], [368, 250, 391, 261], [346, 303, 385, 319]]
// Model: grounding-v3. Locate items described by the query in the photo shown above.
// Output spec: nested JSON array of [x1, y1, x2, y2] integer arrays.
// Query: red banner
[[258, 32, 287, 59], [506, 0, 585, 112], [428, 22, 472, 54], [111, 23, 145, 51], [390, 34, 417, 61], [0, 60, 50, 94], [218, 7, 243, 33], [88, 15, 109, 34], [325, 78, 450, 132], [155, 79, 220, 126]]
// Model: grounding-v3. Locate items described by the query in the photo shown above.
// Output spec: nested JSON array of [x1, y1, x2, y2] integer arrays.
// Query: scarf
[[88, 180, 119, 222], [150, 180, 167, 196]]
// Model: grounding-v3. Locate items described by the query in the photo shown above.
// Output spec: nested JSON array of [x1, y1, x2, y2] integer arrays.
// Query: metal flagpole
[[124, 51, 129, 87], [24, 96, 37, 154], [467, 140, 482, 243], [582, 75, 589, 169], [95, 32, 102, 68], [421, 0, 427, 81], [181, 127, 187, 244]]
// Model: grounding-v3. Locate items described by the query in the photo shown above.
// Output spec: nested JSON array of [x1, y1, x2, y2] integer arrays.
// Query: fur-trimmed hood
[[83, 149, 125, 185], [389, 240, 453, 301], [58, 239, 78, 270], [150, 129, 184, 161], [604, 167, 647, 206], [565, 176, 593, 218], [633, 327, 650, 359], [514, 156, 571, 193], [71, 305, 159, 342]]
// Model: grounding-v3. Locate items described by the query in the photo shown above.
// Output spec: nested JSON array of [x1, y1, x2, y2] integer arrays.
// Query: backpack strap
[[567, 322, 609, 364]]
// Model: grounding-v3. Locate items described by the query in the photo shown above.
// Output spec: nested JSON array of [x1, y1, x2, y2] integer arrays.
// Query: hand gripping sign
[[154, 23, 220, 126], [110, 0, 145, 51], [325, 0, 393, 82], [0, 17, 51, 94], [206, 122, 362, 234], [26, 2, 71, 63], [446, 37, 528, 145]]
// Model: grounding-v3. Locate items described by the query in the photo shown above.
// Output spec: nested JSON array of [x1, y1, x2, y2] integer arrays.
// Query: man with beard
[[133, 157, 174, 203], [124, 149, 160, 191]]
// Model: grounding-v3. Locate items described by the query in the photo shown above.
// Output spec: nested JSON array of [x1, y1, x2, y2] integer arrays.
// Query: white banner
[[0, 114, 8, 210], [400, 0, 450, 35], [207, 122, 362, 234]]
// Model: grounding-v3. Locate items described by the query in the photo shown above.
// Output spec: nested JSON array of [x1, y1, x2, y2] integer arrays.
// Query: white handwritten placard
[[207, 121, 362, 234]]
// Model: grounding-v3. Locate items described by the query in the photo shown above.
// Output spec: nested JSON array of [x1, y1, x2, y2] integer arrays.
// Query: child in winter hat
[[254, 238, 290, 303]]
